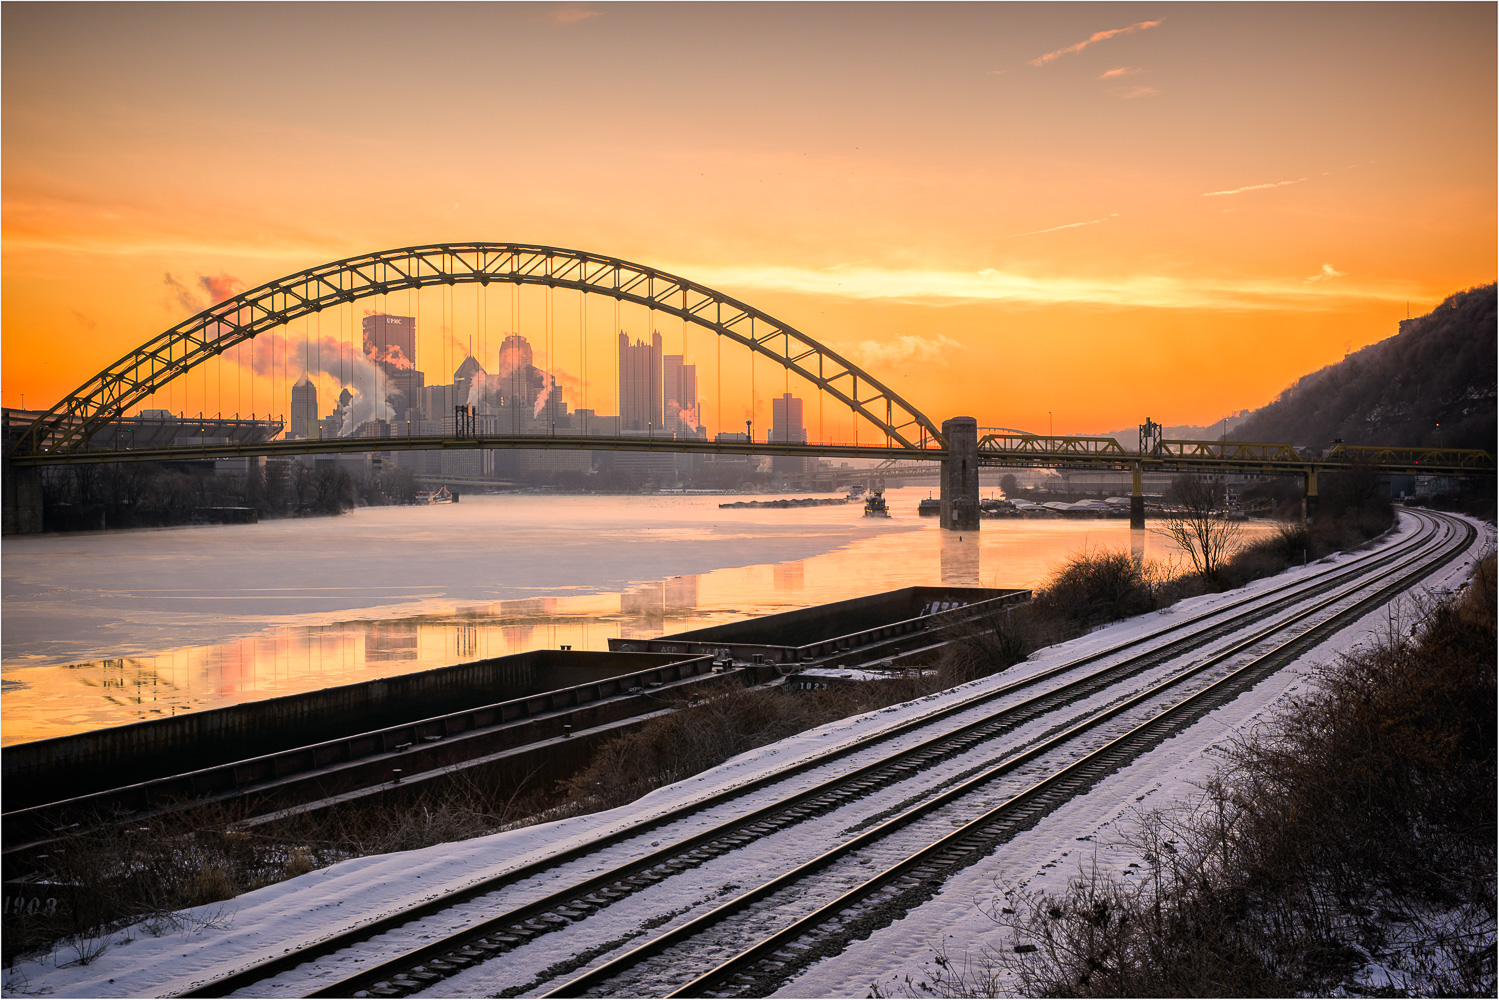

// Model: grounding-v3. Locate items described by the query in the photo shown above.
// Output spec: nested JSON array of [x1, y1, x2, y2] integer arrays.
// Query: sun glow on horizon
[[2, 3, 1493, 433]]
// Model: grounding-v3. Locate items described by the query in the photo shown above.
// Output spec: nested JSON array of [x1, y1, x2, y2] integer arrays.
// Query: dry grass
[[560, 679, 939, 812]]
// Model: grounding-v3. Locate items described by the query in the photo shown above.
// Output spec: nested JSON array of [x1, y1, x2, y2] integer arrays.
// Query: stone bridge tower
[[940, 416, 980, 531]]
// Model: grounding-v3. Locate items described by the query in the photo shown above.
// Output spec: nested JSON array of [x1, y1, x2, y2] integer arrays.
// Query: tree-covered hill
[[1231, 284, 1496, 451]]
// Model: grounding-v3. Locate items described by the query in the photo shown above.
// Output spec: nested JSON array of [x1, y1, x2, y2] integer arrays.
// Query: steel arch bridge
[[13, 242, 944, 457]]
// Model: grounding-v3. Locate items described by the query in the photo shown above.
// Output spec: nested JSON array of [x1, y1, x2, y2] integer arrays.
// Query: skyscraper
[[772, 392, 810, 475], [496, 334, 539, 409], [362, 314, 416, 368], [290, 374, 318, 438], [663, 354, 698, 436], [453, 355, 486, 412], [362, 314, 422, 421], [771, 392, 805, 444], [618, 332, 663, 432]]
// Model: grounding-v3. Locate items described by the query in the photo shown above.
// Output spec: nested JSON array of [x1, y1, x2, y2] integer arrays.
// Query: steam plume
[[533, 372, 555, 417]]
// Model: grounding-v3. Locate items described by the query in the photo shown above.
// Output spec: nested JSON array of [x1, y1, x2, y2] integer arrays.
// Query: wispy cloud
[[1010, 213, 1118, 238], [833, 334, 964, 367], [1202, 178, 1307, 197], [546, 5, 600, 26], [668, 262, 1417, 311], [163, 272, 201, 314], [200, 274, 246, 302], [1098, 67, 1139, 79], [1116, 86, 1159, 99], [161, 272, 246, 313], [1306, 264, 1344, 282], [1030, 20, 1164, 67]]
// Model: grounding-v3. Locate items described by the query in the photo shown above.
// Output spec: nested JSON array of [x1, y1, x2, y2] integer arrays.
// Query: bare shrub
[[1033, 546, 1163, 629], [937, 605, 1047, 686], [1268, 519, 1313, 561], [1154, 475, 1243, 584], [1219, 521, 1316, 588], [935, 547, 1179, 684]]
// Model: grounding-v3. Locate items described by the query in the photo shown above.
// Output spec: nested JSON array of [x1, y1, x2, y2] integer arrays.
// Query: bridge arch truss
[[16, 243, 944, 456]]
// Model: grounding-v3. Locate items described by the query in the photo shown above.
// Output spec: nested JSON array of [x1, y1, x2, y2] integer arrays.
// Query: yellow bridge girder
[[974, 433, 1493, 479]]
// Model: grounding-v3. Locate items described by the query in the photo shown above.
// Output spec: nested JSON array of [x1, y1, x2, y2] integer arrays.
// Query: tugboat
[[416, 486, 455, 505], [863, 484, 891, 517], [917, 494, 941, 517]]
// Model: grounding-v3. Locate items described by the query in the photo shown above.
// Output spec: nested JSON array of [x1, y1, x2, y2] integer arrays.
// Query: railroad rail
[[158, 512, 1473, 998], [550, 513, 1473, 998]]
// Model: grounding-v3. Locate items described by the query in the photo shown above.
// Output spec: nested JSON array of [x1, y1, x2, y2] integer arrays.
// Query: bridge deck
[[6, 426, 1490, 478]]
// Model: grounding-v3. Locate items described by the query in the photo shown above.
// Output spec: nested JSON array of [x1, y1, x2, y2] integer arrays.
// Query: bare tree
[[1155, 474, 1242, 584], [70, 463, 100, 509]]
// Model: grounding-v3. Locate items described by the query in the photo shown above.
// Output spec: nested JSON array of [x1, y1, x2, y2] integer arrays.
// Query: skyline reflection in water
[[2, 494, 1266, 745]]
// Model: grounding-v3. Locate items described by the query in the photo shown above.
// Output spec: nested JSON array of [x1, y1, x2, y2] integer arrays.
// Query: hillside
[[1230, 284, 1496, 451]]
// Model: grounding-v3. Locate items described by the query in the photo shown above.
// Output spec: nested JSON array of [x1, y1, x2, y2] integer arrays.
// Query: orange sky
[[3, 3, 1494, 437]]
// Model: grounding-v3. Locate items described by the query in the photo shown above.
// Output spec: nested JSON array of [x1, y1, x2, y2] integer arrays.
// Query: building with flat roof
[[663, 354, 698, 436], [362, 314, 416, 369], [772, 392, 811, 475]]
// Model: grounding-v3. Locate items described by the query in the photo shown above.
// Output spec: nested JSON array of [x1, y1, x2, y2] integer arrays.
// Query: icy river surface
[[1, 493, 1242, 745]]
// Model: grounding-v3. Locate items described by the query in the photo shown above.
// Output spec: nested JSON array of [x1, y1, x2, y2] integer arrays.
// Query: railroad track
[[547, 512, 1476, 999], [166, 512, 1471, 998]]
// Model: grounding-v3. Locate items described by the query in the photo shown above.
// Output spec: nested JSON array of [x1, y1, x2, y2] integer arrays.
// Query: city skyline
[[2, 4, 1493, 434], [285, 312, 719, 443]]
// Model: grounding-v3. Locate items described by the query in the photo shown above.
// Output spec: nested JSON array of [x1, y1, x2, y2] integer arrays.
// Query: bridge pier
[[940, 416, 980, 531], [1303, 466, 1319, 522], [2, 449, 44, 536], [1129, 464, 1145, 529]]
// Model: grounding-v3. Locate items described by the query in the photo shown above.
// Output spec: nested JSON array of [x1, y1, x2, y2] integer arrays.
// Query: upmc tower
[[363, 314, 423, 421], [363, 315, 416, 366]]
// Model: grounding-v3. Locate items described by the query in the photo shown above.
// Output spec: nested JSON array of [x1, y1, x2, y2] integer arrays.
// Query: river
[[1, 493, 1270, 746]]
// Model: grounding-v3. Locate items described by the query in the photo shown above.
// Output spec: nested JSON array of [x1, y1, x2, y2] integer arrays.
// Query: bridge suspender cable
[[15, 243, 943, 457]]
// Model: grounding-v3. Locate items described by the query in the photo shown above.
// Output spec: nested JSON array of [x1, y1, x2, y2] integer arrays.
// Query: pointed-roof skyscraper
[[290, 373, 318, 438]]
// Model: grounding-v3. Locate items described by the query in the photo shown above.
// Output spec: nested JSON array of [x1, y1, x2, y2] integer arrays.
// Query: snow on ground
[[4, 513, 1489, 999], [782, 513, 1494, 999]]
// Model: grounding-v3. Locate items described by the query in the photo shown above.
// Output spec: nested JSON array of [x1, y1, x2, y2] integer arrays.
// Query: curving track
[[164, 511, 1477, 1000]]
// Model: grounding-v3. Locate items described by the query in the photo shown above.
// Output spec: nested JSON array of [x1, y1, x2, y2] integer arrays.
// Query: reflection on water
[[940, 532, 981, 586], [620, 576, 702, 636], [2, 496, 1277, 746], [1130, 527, 1147, 572], [774, 562, 805, 593]]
